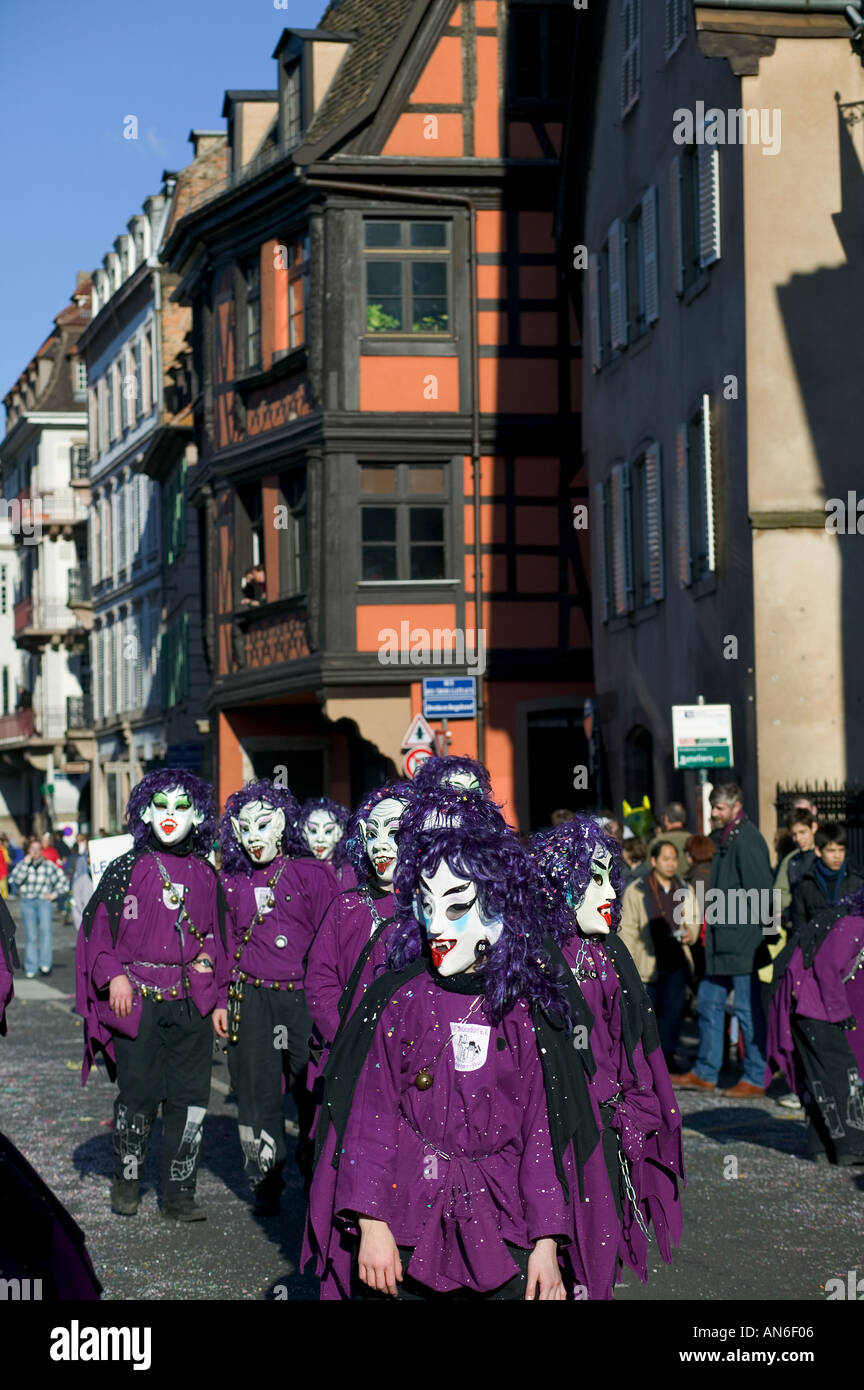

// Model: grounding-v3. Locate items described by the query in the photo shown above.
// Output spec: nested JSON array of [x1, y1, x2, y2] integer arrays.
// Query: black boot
[[162, 1191, 207, 1221], [252, 1165, 284, 1217], [111, 1177, 140, 1216]]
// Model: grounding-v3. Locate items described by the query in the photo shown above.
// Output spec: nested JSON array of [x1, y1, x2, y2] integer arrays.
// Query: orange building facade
[[164, 0, 592, 830]]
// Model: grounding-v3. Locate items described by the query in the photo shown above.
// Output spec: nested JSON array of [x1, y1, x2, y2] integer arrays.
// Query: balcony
[[0, 709, 34, 745], [13, 490, 88, 543], [67, 568, 92, 608], [70, 446, 90, 484], [13, 595, 89, 649], [231, 598, 312, 672]]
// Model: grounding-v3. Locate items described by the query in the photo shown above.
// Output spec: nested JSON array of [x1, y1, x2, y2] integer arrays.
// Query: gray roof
[[304, 0, 419, 148]]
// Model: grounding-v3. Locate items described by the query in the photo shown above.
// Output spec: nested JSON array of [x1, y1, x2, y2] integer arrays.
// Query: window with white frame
[[109, 621, 119, 720], [94, 629, 103, 722], [113, 362, 124, 439], [106, 372, 116, 444], [665, 0, 688, 59], [117, 478, 128, 572], [589, 191, 658, 371], [74, 360, 87, 393], [133, 340, 143, 419], [133, 609, 144, 709], [142, 333, 152, 415], [676, 395, 717, 586], [670, 138, 721, 295], [123, 350, 136, 430], [101, 492, 112, 579], [148, 327, 158, 409], [91, 497, 101, 585], [621, 0, 641, 117]]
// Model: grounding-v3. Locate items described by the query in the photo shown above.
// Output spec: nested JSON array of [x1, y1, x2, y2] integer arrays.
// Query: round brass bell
[[170, 894, 179, 904], [273, 982, 281, 991], [170, 987, 178, 998], [234, 1013, 241, 1023], [234, 950, 242, 962], [414, 1069, 434, 1091], [254, 978, 262, 988], [230, 1034, 239, 1045]]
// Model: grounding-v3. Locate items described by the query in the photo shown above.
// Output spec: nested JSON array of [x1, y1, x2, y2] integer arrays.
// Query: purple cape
[[76, 845, 225, 1084], [0, 894, 17, 1035], [766, 913, 864, 1091], [306, 965, 571, 1298], [305, 889, 398, 1045], [0, 1130, 102, 1299]]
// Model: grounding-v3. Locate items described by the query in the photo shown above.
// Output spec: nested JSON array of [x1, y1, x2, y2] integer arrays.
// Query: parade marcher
[[306, 809, 591, 1301], [0, 892, 18, 1035], [530, 816, 685, 1300], [215, 779, 335, 1214], [297, 796, 356, 890], [412, 753, 493, 799], [76, 771, 224, 1221], [766, 881, 864, 1165], [0, 926, 102, 1299], [305, 782, 413, 1057]]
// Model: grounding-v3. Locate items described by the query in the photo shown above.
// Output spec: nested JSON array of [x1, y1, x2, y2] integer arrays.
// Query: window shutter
[[608, 220, 628, 351], [641, 185, 659, 325], [676, 425, 692, 587], [610, 463, 632, 616], [664, 0, 672, 54], [670, 156, 684, 296], [621, 0, 641, 114], [588, 253, 602, 372], [644, 442, 664, 602], [597, 483, 610, 622], [622, 464, 634, 611], [700, 394, 716, 573], [698, 143, 721, 267]]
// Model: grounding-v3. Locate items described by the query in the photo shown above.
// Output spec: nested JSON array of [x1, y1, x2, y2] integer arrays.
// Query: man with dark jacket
[[790, 823, 863, 935], [671, 783, 774, 1098]]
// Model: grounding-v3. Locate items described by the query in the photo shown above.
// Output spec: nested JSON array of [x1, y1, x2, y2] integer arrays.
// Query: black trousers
[[227, 985, 313, 1185], [791, 1015, 864, 1161], [355, 1243, 531, 1301], [112, 997, 212, 1196]]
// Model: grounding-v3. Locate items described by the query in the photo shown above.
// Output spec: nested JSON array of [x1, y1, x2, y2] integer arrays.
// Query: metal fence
[[775, 782, 864, 868]]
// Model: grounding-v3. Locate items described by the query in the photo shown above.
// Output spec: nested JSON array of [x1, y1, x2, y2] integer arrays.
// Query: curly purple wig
[[387, 814, 571, 1028], [343, 781, 414, 887], [528, 815, 625, 945], [396, 784, 509, 841], [412, 755, 493, 799], [218, 779, 303, 877], [126, 769, 217, 856], [297, 797, 351, 868]]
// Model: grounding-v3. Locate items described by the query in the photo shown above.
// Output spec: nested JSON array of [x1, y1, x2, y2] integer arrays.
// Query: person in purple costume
[[297, 797, 357, 890], [1, 933, 102, 1299], [766, 884, 864, 1165], [215, 779, 336, 1212], [76, 770, 224, 1222], [306, 810, 599, 1301], [0, 893, 17, 1035], [305, 782, 414, 1052], [530, 816, 685, 1299], [412, 753, 493, 800]]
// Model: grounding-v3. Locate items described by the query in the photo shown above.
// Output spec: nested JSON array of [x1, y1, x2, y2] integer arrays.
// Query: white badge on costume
[[254, 886, 275, 915], [452, 1022, 490, 1072], [163, 882, 187, 911]]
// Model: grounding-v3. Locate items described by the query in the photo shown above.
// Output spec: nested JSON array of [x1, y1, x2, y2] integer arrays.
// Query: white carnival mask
[[231, 799, 286, 866], [303, 808, 343, 861], [441, 769, 483, 794], [568, 843, 616, 936], [415, 860, 503, 976], [359, 796, 406, 887], [141, 785, 203, 848]]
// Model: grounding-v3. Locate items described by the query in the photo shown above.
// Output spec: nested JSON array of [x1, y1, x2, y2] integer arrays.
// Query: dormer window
[[283, 59, 303, 147]]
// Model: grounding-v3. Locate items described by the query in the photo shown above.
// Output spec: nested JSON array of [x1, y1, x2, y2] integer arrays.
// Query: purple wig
[[396, 784, 509, 841], [126, 769, 217, 857], [412, 755, 493, 799], [297, 797, 351, 868], [529, 815, 625, 946], [218, 779, 303, 877], [344, 781, 414, 888], [387, 810, 571, 1027]]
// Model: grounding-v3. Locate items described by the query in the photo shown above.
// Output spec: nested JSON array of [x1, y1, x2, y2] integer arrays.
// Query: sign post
[[672, 699, 733, 834]]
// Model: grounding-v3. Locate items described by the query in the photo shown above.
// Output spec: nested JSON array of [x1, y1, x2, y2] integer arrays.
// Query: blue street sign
[[422, 677, 477, 720]]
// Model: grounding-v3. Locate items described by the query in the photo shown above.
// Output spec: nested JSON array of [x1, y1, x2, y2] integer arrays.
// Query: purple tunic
[[766, 913, 864, 1091], [305, 889, 398, 1044], [307, 978, 569, 1297], [560, 935, 684, 1299], [76, 851, 220, 1083], [218, 856, 336, 1003], [0, 962, 12, 1035]]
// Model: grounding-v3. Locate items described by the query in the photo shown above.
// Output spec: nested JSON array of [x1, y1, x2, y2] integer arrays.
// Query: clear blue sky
[[0, 0, 324, 399]]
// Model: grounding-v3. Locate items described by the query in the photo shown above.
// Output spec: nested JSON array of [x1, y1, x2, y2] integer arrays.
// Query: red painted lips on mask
[[598, 902, 612, 926], [430, 939, 457, 969]]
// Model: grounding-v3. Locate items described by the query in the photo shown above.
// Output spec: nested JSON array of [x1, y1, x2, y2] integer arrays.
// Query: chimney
[[188, 130, 227, 159]]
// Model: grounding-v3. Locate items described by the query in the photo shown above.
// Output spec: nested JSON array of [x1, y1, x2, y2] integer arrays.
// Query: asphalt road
[[1, 900, 861, 1302]]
